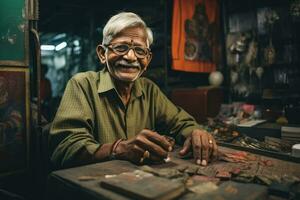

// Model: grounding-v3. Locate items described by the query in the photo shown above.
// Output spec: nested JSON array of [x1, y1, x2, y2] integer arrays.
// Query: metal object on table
[[218, 141, 300, 163], [292, 144, 300, 157]]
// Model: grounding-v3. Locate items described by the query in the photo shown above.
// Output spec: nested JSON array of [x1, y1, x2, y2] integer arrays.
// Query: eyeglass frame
[[104, 42, 151, 59]]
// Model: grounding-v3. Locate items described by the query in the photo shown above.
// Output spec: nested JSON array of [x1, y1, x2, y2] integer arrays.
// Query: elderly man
[[49, 12, 217, 169]]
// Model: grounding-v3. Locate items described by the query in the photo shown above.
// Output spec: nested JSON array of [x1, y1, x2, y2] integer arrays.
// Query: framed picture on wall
[[0, 0, 29, 66], [0, 68, 30, 177]]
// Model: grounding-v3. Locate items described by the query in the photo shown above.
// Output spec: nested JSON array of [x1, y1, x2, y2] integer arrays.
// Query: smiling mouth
[[117, 64, 140, 71]]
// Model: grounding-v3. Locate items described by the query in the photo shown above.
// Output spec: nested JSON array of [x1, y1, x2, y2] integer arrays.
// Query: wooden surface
[[100, 172, 185, 200], [46, 147, 300, 200]]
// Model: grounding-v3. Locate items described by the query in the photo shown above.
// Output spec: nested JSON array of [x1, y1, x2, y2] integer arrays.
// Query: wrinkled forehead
[[112, 26, 148, 46]]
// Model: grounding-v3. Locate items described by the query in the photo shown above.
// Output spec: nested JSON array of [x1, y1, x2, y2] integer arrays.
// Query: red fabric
[[172, 0, 220, 72]]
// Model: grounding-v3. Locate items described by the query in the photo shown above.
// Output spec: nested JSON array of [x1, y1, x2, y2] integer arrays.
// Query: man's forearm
[[93, 143, 114, 161], [63, 143, 113, 168]]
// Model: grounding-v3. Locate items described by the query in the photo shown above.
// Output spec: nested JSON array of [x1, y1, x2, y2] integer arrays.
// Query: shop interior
[[0, 0, 300, 199]]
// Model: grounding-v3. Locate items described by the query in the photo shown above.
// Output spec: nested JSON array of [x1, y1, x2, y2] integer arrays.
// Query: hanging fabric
[[172, 0, 220, 72]]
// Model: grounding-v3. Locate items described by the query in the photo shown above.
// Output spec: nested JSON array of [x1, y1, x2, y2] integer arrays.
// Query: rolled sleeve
[[49, 76, 99, 168]]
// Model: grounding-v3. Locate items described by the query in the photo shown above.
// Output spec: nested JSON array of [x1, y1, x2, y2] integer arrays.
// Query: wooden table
[[46, 147, 300, 200]]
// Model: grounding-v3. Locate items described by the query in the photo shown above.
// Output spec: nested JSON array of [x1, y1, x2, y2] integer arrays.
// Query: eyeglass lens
[[109, 44, 149, 58]]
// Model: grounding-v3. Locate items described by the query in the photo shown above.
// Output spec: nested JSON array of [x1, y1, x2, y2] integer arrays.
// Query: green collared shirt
[[49, 69, 201, 167]]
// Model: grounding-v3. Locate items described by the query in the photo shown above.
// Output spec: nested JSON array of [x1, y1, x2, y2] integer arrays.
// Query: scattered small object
[[190, 175, 220, 184], [187, 181, 218, 194], [197, 167, 217, 177], [185, 166, 199, 175], [176, 165, 189, 172], [78, 175, 102, 181], [230, 167, 241, 175], [233, 172, 255, 183], [259, 159, 273, 167], [183, 181, 268, 200], [215, 170, 232, 180], [100, 171, 185, 200], [292, 144, 300, 157], [164, 156, 171, 163], [140, 165, 182, 179], [219, 151, 256, 163], [255, 175, 273, 186], [104, 174, 117, 179]]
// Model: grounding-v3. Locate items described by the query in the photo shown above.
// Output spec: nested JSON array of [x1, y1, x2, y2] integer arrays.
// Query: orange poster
[[172, 0, 220, 72]]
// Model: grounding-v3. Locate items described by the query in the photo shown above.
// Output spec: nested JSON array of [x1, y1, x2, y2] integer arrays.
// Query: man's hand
[[179, 129, 218, 166], [115, 129, 173, 164]]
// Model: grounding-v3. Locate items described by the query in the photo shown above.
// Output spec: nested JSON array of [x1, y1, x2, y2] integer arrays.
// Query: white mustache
[[116, 60, 141, 68]]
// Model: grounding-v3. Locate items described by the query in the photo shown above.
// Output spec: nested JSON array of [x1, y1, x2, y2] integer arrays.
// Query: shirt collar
[[97, 69, 115, 93], [97, 69, 144, 98], [132, 78, 143, 98]]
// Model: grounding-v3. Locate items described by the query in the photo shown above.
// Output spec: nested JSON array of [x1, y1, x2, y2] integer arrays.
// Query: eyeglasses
[[105, 43, 151, 59]]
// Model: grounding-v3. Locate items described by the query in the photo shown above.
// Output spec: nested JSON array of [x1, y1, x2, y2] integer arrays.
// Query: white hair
[[102, 12, 153, 47]]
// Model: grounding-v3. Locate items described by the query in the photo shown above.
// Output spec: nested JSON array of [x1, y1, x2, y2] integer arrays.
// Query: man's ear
[[144, 52, 152, 71], [96, 45, 106, 64]]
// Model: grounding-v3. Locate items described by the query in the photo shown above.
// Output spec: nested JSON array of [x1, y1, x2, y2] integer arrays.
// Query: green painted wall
[[0, 0, 26, 61]]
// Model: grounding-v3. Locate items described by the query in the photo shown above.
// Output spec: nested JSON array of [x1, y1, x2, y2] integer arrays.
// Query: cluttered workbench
[[46, 146, 300, 200]]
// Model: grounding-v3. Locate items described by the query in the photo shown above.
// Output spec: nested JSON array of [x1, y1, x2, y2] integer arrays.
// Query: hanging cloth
[[172, 0, 220, 72]]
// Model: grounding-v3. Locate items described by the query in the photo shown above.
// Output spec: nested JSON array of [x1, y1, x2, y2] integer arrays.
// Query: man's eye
[[113, 45, 128, 52], [135, 47, 147, 55]]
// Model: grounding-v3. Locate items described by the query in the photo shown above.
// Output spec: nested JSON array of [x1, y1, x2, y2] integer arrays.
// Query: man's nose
[[123, 48, 137, 61]]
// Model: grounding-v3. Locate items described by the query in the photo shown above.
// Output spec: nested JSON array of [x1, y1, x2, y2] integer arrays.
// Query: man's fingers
[[179, 136, 191, 156], [143, 130, 172, 152], [163, 135, 175, 148], [136, 135, 168, 158], [192, 132, 202, 165], [201, 134, 209, 166], [191, 130, 215, 166], [130, 145, 146, 164]]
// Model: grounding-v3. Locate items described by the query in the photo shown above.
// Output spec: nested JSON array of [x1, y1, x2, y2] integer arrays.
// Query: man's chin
[[116, 76, 136, 82], [114, 72, 140, 82]]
